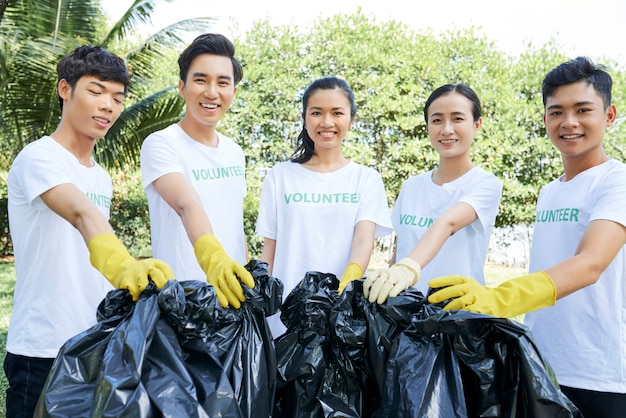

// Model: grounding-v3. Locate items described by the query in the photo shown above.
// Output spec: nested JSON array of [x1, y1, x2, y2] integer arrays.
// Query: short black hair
[[178, 33, 243, 85], [542, 56, 612, 109], [56, 45, 129, 111]]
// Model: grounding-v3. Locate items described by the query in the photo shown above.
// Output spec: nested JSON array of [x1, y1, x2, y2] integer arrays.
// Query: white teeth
[[94, 117, 108, 123], [201, 103, 217, 109], [440, 139, 456, 144], [562, 134, 581, 139]]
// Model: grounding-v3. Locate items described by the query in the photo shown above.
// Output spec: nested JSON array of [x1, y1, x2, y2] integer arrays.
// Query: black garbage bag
[[274, 272, 380, 418], [377, 308, 583, 418], [34, 259, 282, 418]]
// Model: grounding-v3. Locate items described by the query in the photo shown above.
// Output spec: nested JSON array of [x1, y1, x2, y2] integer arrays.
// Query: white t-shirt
[[392, 166, 502, 294], [7, 136, 114, 358], [256, 161, 392, 336], [141, 124, 247, 281], [525, 159, 626, 393]]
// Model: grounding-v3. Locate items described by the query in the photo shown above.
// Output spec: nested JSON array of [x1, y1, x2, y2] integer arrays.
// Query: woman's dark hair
[[542, 56, 612, 109], [178, 33, 243, 85], [290, 76, 356, 163], [56, 45, 130, 111], [423, 83, 482, 123]]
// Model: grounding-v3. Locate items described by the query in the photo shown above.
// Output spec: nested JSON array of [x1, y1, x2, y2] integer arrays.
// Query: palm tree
[[0, 0, 216, 169]]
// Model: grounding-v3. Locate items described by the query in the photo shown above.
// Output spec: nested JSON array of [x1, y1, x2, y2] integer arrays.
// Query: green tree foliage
[[229, 12, 626, 232], [1, 8, 625, 257]]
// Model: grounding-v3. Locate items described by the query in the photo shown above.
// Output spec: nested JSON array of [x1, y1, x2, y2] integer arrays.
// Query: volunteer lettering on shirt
[[284, 192, 359, 204], [192, 165, 244, 181], [535, 207, 580, 223], [398, 214, 435, 228], [85, 192, 111, 209]]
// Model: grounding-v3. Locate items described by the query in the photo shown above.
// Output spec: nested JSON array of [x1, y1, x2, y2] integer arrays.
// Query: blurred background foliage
[[1, 1, 624, 258]]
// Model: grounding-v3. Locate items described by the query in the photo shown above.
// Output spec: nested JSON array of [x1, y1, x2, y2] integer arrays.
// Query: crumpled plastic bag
[[273, 272, 375, 418], [273, 274, 581, 418], [375, 308, 582, 418], [34, 259, 282, 418]]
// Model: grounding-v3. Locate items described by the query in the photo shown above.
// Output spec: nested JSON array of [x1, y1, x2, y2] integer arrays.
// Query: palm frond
[[101, 0, 171, 47]]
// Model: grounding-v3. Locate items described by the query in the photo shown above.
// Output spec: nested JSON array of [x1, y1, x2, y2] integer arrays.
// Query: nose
[[321, 113, 333, 127], [203, 82, 218, 98], [441, 120, 454, 135], [562, 111, 579, 128], [100, 94, 114, 113]]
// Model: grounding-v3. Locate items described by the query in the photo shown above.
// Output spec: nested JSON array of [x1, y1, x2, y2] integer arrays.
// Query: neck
[[178, 118, 219, 147], [303, 151, 349, 173], [561, 150, 609, 181], [432, 158, 474, 185], [50, 127, 96, 167]]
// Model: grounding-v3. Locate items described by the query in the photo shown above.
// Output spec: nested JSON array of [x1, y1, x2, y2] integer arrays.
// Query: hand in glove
[[337, 262, 364, 294], [89, 233, 174, 301], [194, 234, 255, 309], [427, 271, 556, 318], [363, 257, 421, 304]]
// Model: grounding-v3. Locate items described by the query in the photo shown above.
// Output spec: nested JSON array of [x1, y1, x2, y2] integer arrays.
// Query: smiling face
[[543, 81, 616, 164], [178, 53, 236, 140], [59, 75, 126, 141], [303, 88, 354, 154], [426, 91, 481, 161]]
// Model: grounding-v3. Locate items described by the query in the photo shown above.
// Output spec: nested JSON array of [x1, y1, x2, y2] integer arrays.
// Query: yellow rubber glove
[[89, 233, 174, 301], [337, 262, 364, 294], [194, 234, 255, 309], [363, 257, 421, 304], [427, 271, 557, 318]]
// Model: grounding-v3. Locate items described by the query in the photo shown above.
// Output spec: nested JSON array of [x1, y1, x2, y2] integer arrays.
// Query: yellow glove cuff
[[88, 233, 134, 283], [338, 262, 364, 294], [194, 234, 225, 269], [396, 257, 421, 286]]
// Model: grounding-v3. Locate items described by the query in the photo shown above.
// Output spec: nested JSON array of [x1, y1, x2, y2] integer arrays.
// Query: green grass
[[0, 260, 527, 416]]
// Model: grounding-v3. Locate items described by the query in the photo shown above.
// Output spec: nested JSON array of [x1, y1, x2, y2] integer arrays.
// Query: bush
[[110, 169, 153, 257]]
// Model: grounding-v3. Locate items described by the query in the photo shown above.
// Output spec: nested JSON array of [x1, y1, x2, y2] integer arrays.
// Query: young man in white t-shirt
[[140, 33, 254, 309], [428, 57, 626, 417], [4, 45, 174, 418]]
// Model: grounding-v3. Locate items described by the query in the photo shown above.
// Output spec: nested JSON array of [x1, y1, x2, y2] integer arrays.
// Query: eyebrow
[[429, 110, 466, 117], [89, 80, 126, 97], [191, 71, 233, 81], [308, 106, 347, 111], [546, 100, 595, 110]]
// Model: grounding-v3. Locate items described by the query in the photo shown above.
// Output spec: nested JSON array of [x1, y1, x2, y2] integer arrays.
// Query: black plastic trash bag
[[377, 308, 583, 418], [273, 272, 378, 418], [34, 259, 282, 418]]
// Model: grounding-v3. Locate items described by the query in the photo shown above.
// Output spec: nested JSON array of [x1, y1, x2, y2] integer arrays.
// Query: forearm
[[406, 220, 454, 268], [348, 221, 376, 271]]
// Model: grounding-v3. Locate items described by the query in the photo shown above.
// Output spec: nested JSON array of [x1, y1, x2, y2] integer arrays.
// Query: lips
[[93, 116, 110, 127], [318, 131, 336, 139]]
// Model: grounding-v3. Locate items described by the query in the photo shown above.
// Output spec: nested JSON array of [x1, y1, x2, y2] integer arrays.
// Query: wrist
[[396, 257, 421, 284]]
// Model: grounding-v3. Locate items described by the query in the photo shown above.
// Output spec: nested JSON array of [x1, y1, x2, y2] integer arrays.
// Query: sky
[[103, 0, 626, 67]]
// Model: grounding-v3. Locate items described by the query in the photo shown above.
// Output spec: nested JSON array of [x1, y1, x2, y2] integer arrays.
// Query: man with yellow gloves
[[4, 46, 175, 418], [140, 33, 254, 309], [429, 57, 626, 418]]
